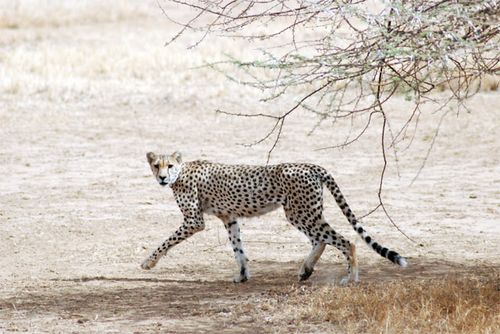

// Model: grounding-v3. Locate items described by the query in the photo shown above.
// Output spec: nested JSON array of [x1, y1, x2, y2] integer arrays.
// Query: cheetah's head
[[146, 151, 183, 186]]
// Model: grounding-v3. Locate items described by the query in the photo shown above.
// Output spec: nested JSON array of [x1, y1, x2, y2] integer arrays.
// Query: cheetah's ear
[[146, 152, 157, 164], [171, 151, 182, 164]]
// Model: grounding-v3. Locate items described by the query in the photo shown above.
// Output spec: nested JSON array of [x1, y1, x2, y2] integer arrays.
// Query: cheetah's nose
[[158, 176, 167, 186]]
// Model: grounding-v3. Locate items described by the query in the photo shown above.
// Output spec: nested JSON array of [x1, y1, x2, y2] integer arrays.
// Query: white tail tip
[[398, 257, 408, 268]]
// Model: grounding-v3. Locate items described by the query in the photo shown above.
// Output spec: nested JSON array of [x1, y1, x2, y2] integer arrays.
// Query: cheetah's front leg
[[223, 219, 249, 283], [141, 217, 205, 270]]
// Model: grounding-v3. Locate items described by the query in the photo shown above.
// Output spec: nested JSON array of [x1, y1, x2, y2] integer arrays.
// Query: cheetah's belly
[[202, 199, 281, 219]]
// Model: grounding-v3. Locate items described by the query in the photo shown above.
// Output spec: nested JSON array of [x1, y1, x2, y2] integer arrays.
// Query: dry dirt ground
[[0, 1, 499, 333]]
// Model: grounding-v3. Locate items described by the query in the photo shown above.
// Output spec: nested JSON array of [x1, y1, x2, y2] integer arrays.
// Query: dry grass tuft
[[0, 0, 152, 29], [283, 274, 500, 333], [481, 74, 500, 92], [435, 74, 500, 93]]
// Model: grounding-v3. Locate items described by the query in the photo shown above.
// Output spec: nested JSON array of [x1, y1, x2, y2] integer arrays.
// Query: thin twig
[[410, 108, 450, 186]]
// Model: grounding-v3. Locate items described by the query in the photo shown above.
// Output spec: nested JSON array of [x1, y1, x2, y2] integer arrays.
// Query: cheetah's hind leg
[[339, 243, 359, 285], [312, 218, 359, 285], [299, 242, 326, 281]]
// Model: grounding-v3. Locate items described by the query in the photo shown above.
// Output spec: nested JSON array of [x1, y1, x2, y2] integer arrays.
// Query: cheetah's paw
[[233, 267, 250, 283]]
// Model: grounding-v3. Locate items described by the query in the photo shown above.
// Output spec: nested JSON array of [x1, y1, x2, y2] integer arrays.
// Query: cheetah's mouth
[[159, 181, 168, 186]]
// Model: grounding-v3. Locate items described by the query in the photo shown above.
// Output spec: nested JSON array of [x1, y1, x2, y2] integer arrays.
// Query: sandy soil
[[0, 1, 499, 333]]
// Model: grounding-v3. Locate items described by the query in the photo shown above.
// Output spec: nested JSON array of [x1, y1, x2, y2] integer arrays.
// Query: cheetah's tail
[[322, 173, 408, 267]]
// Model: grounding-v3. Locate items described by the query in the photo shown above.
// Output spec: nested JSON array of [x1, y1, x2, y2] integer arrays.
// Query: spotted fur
[[142, 152, 407, 283]]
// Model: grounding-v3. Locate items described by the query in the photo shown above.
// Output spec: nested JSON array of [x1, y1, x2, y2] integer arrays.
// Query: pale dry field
[[0, 1, 499, 333]]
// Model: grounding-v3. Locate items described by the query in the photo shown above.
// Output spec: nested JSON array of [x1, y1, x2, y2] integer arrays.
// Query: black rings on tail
[[322, 174, 408, 267]]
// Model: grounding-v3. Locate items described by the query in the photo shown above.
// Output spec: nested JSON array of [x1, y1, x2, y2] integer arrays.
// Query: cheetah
[[141, 151, 407, 284]]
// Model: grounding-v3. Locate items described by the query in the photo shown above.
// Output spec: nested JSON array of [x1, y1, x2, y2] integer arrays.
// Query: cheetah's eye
[[167, 164, 174, 169], [153, 163, 160, 169]]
